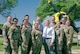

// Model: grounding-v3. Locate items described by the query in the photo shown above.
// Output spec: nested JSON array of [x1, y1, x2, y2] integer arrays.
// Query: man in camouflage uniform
[[50, 16, 57, 54], [64, 20, 74, 54], [50, 16, 56, 28], [55, 22, 64, 54], [8, 18, 20, 54], [2, 16, 12, 54], [31, 23, 42, 54], [60, 18, 68, 54], [24, 15, 32, 54]]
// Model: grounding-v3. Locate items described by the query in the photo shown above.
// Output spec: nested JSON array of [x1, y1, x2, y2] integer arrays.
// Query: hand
[[12, 42, 15, 46], [67, 42, 70, 46], [33, 42, 36, 46], [5, 39, 8, 43], [58, 43, 60, 45], [23, 42, 28, 45], [50, 42, 53, 46]]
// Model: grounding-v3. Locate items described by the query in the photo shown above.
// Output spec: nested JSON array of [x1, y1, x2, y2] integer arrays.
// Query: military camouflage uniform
[[8, 25, 20, 54], [50, 22, 56, 28], [55, 27, 64, 54], [64, 26, 74, 54], [21, 22, 32, 54], [31, 29, 42, 54], [61, 24, 68, 54], [2, 21, 12, 54]]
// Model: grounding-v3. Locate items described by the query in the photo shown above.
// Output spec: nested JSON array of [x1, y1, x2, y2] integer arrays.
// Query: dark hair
[[13, 18, 18, 21], [24, 15, 29, 17]]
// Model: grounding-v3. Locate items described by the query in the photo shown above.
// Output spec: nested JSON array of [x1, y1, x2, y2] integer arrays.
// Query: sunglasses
[[14, 21, 18, 22]]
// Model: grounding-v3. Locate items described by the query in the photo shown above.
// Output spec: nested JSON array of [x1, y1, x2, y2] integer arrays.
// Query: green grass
[[0, 35, 80, 51], [72, 37, 80, 50], [0, 36, 4, 51]]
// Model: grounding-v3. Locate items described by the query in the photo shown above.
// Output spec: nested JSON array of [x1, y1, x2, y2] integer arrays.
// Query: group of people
[[2, 15, 75, 54]]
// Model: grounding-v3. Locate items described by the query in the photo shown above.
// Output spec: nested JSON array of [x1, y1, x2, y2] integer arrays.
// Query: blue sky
[[0, 0, 40, 24], [0, 0, 80, 27]]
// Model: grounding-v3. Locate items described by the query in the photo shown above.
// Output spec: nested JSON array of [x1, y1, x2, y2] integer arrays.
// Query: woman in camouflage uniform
[[31, 23, 42, 54], [8, 18, 20, 54]]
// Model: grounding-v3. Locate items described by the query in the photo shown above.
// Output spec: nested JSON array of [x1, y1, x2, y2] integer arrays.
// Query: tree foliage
[[36, 0, 80, 22], [0, 0, 18, 17]]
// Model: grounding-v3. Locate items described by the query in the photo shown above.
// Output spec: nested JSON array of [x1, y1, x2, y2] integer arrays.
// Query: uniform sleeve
[[31, 30, 35, 43], [2, 24, 7, 40], [8, 27, 13, 40], [59, 29, 64, 44], [8, 27, 15, 45], [21, 25, 27, 43], [68, 26, 74, 43], [51, 29, 55, 43]]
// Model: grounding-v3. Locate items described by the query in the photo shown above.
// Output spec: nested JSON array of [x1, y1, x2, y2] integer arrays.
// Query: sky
[[0, 0, 80, 27], [0, 0, 40, 25]]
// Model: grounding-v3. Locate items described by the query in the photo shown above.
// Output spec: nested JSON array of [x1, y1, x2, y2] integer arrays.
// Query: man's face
[[7, 16, 12, 22], [51, 16, 55, 22], [36, 17, 41, 23], [65, 20, 70, 26], [24, 16, 29, 22], [34, 23, 38, 29], [61, 18, 66, 24], [56, 22, 60, 27], [45, 20, 50, 26]]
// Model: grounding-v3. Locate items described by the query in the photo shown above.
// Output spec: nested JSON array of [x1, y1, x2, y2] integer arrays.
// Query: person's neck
[[7, 21, 11, 23], [46, 25, 50, 27], [13, 24, 17, 26]]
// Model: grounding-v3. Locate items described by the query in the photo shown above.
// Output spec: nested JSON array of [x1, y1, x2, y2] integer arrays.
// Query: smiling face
[[45, 20, 50, 26], [36, 16, 41, 23], [51, 16, 55, 22], [24, 16, 29, 22], [65, 20, 70, 26], [56, 22, 60, 28], [7, 16, 12, 23], [61, 18, 66, 24], [13, 18, 18, 25], [34, 23, 38, 29]]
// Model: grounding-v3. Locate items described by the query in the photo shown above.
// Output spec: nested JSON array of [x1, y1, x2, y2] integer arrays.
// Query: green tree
[[36, 0, 80, 22], [0, 0, 18, 17]]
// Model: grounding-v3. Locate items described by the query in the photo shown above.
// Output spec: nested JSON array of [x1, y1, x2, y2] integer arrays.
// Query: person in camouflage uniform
[[50, 16, 56, 27], [24, 15, 32, 54], [2, 16, 12, 54], [33, 16, 43, 32], [31, 23, 42, 54], [64, 20, 74, 54], [60, 18, 68, 54], [50, 16, 57, 54], [55, 22, 64, 54], [21, 19, 31, 54], [8, 18, 20, 54]]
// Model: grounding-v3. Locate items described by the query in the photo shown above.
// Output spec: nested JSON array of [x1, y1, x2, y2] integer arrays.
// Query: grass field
[[0, 35, 80, 51]]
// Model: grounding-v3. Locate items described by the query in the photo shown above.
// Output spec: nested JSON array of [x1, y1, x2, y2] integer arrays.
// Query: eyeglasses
[[14, 21, 18, 22]]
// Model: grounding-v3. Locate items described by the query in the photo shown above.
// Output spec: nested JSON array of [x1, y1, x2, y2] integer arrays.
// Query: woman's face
[[34, 23, 38, 29], [13, 19, 18, 25], [23, 20, 27, 25]]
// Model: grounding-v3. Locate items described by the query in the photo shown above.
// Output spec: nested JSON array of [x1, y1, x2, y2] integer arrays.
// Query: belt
[[42, 37, 51, 39], [46, 38, 51, 39]]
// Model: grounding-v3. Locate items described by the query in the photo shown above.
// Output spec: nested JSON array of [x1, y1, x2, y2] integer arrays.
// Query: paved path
[[0, 50, 80, 54]]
